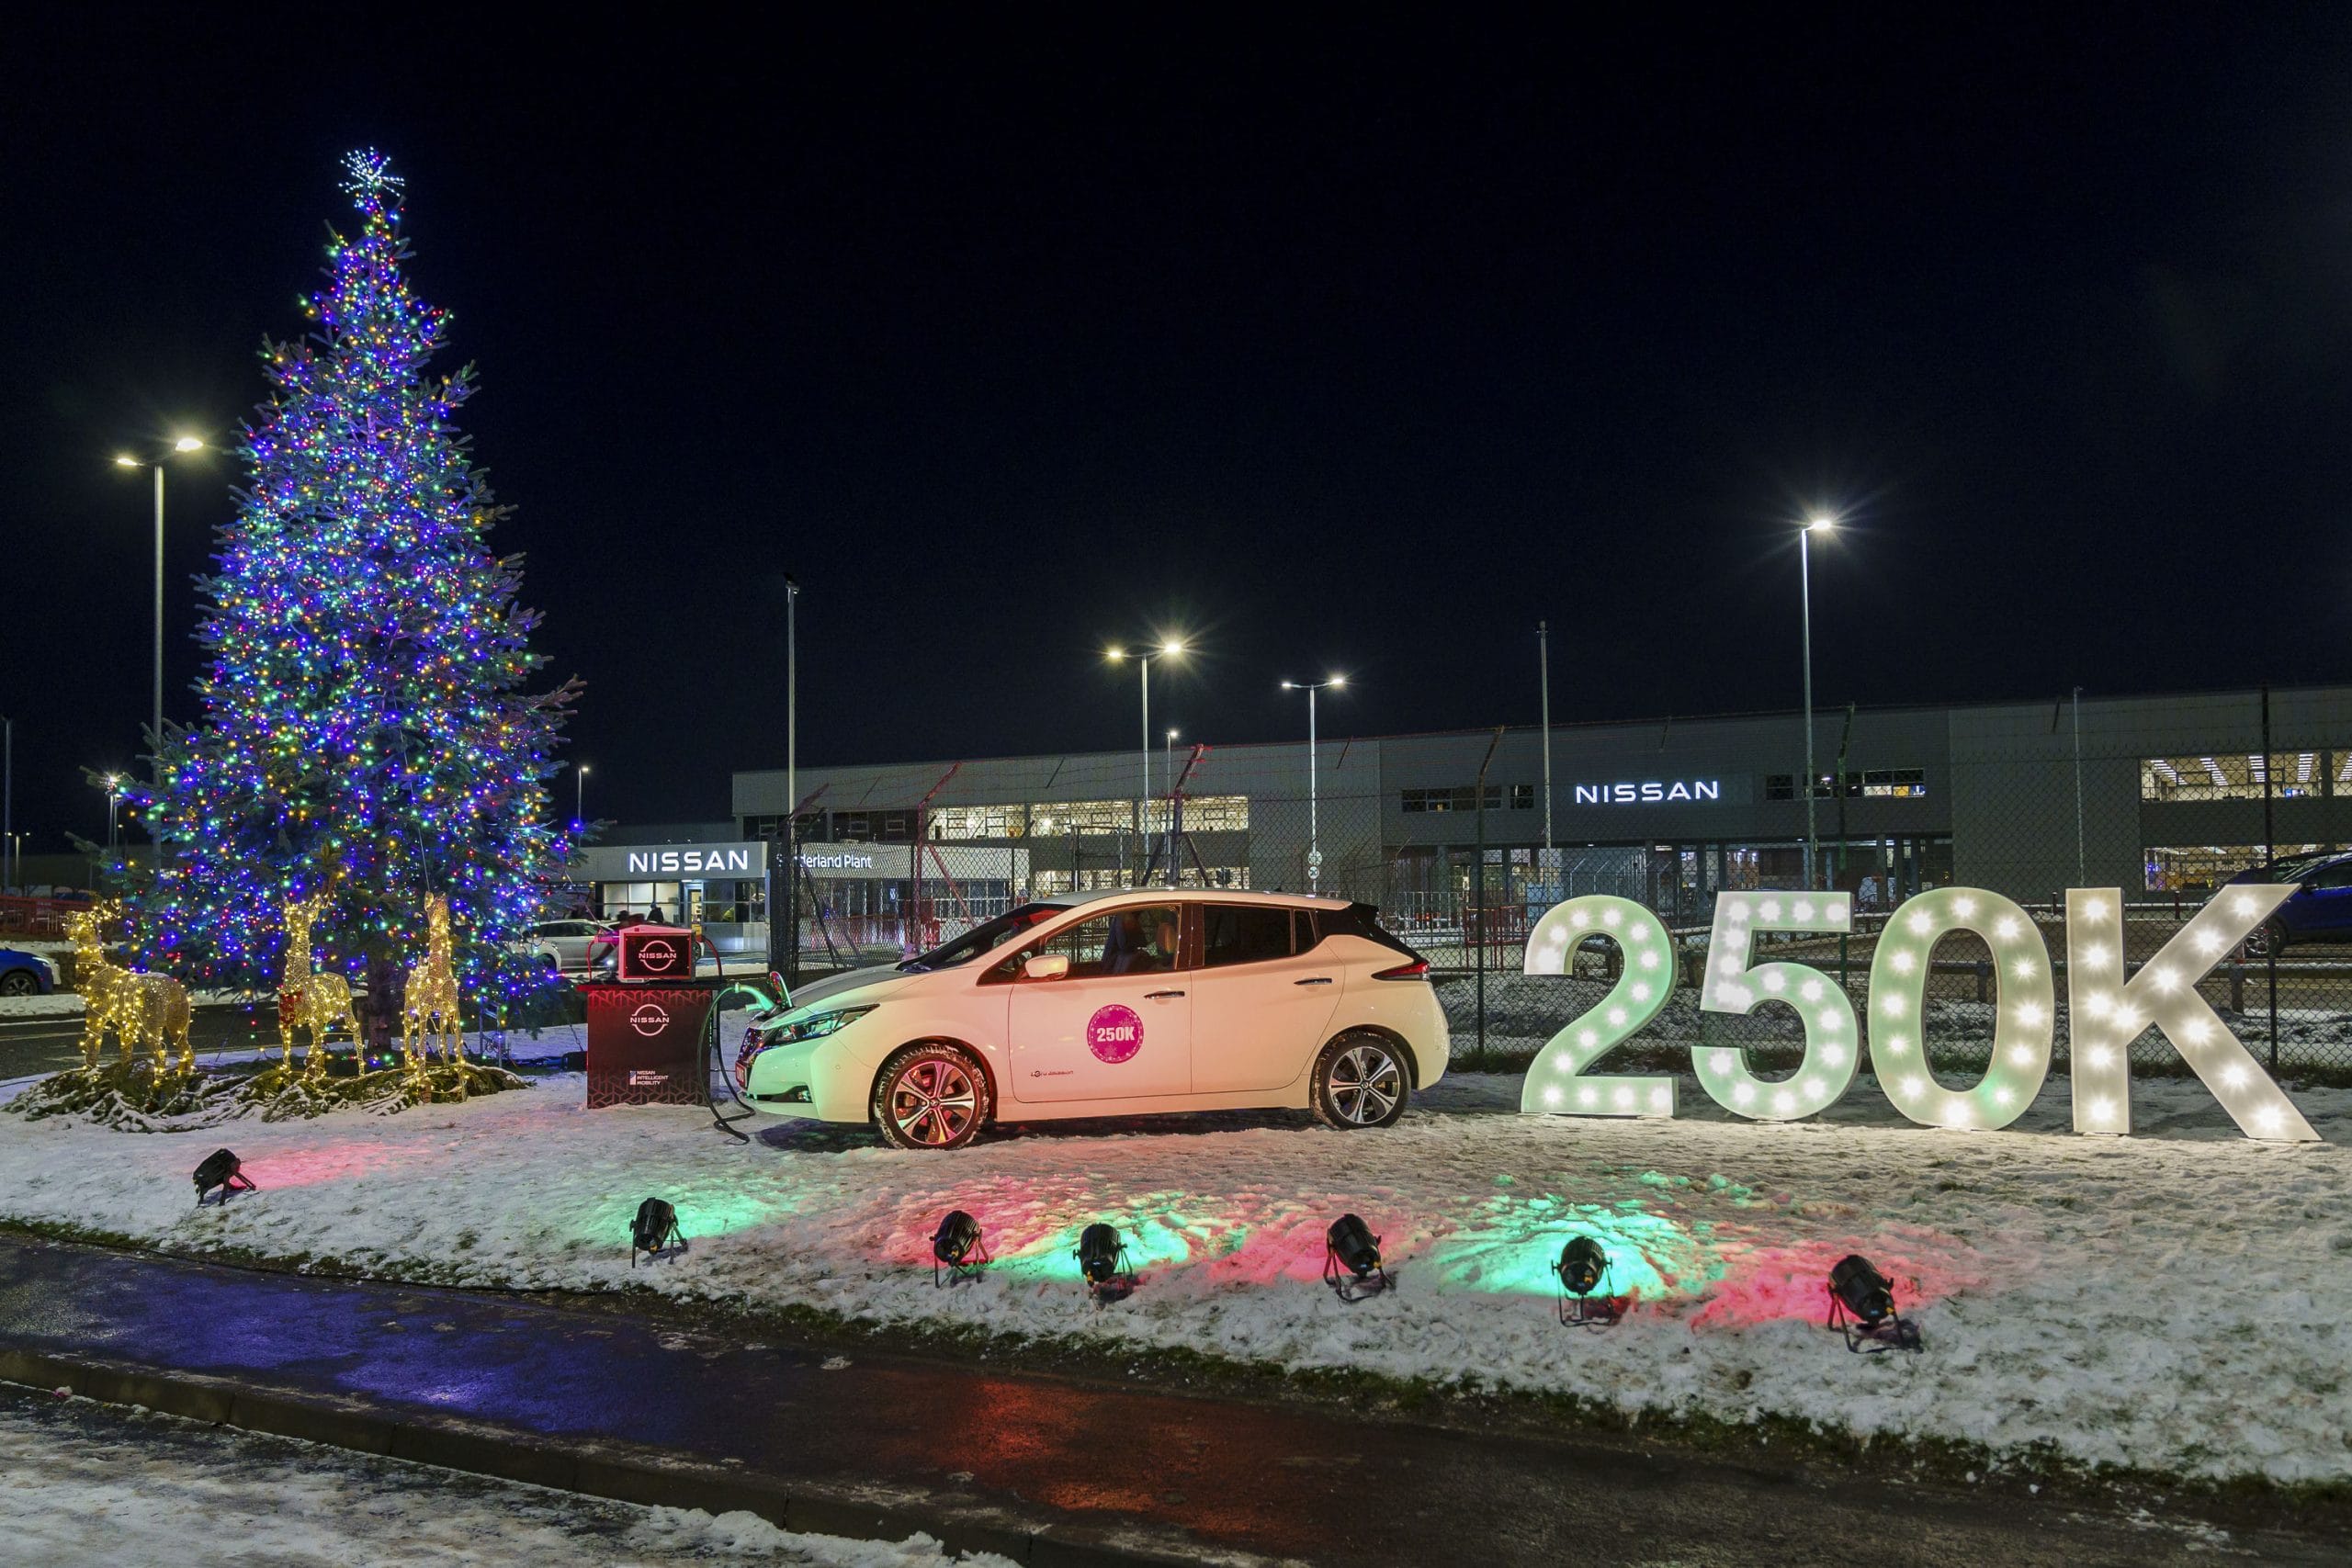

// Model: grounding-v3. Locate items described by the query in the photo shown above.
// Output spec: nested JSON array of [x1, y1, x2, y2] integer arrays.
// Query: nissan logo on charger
[[628, 1002, 671, 1037], [617, 925, 692, 982]]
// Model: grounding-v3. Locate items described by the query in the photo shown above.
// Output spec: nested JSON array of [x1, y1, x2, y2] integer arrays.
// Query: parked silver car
[[518, 918, 615, 972]]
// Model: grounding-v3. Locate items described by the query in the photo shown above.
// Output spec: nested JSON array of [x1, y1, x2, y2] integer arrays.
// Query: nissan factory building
[[712, 685, 2352, 957]]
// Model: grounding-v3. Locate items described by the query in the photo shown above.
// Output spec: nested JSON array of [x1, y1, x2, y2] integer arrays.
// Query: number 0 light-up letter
[[1696, 891, 1856, 1120], [1868, 887, 2053, 1131], [1521, 895, 1678, 1116], [2065, 886, 2317, 1142]]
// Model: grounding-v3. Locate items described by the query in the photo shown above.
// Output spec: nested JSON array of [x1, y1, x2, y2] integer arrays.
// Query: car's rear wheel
[[0, 970, 37, 997], [1311, 1032, 1409, 1130], [873, 1043, 991, 1150]]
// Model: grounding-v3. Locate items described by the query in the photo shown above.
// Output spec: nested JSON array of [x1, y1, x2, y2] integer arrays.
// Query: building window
[[929, 804, 1030, 840], [2142, 754, 2321, 804], [1026, 800, 1136, 837], [1402, 786, 1503, 813], [1770, 770, 1924, 802], [1186, 794, 1250, 831], [746, 812, 827, 842], [1143, 794, 1250, 834], [1850, 768, 1928, 798], [1510, 784, 1535, 810]]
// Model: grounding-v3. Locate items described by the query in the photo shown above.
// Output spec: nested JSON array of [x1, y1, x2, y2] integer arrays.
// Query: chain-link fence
[[745, 696, 2352, 1083]]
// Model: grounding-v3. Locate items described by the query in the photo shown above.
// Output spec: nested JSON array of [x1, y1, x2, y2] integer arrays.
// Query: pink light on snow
[[1689, 1235, 1989, 1330]]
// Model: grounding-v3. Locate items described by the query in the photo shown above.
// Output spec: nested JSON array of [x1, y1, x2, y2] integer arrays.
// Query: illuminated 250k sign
[[1521, 883, 2317, 1144]]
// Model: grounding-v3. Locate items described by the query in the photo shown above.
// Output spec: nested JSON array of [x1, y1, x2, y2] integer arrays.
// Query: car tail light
[[1373, 959, 1430, 981]]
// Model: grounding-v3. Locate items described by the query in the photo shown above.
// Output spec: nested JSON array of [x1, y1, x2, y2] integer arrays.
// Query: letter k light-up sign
[[1521, 882, 2318, 1143], [2064, 885, 2314, 1140]]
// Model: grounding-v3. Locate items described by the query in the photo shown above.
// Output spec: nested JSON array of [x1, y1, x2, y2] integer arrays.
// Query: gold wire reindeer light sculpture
[[401, 894, 465, 1072], [278, 893, 360, 1077], [64, 899, 193, 1073]]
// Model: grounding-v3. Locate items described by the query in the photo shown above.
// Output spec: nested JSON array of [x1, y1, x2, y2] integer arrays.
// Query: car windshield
[[899, 903, 1064, 972]]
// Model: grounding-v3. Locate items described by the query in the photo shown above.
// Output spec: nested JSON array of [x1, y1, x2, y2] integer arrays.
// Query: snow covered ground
[[1, 1040, 2346, 1489], [0, 1392, 1011, 1567], [0, 992, 82, 1018]]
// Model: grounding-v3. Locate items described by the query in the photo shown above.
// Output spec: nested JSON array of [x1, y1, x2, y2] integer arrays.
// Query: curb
[[0, 1345, 1208, 1567]]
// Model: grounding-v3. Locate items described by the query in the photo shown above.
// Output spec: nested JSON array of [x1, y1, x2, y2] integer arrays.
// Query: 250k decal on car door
[[1088, 1004, 1144, 1064]]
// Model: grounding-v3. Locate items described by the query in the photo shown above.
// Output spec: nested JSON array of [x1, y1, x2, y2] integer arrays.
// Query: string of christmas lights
[[119, 149, 577, 1030]]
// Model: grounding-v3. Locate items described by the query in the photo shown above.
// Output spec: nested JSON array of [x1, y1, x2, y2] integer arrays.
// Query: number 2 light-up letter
[[1868, 887, 2053, 1131], [1696, 891, 1857, 1120], [1521, 895, 1677, 1116], [2066, 885, 2316, 1142]]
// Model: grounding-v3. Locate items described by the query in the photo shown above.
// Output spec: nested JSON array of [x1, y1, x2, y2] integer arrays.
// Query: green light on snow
[[997, 1201, 1238, 1283], [1423, 1194, 1715, 1301]]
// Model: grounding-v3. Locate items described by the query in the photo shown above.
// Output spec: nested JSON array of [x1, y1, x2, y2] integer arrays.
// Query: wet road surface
[[0, 1008, 587, 1082], [0, 1007, 278, 1080], [0, 1235, 2335, 1565]]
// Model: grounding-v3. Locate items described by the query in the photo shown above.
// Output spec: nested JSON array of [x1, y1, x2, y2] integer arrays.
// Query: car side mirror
[[1023, 953, 1070, 982]]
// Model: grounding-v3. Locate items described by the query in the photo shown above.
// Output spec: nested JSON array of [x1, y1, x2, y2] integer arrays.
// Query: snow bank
[[0, 1045, 2346, 1486]]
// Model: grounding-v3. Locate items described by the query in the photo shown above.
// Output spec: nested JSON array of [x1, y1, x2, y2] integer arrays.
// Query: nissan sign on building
[[575, 840, 768, 883]]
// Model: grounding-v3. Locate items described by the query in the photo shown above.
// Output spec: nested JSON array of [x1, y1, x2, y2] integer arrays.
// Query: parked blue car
[[2229, 851, 2352, 953], [0, 946, 59, 997]]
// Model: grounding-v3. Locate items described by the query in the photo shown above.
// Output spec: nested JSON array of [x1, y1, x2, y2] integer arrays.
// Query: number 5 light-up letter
[[2066, 885, 2317, 1142], [1521, 896, 1678, 1116], [1697, 891, 1857, 1120]]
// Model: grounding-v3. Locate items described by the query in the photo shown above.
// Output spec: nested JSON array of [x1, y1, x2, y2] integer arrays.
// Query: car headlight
[[774, 1005, 876, 1045]]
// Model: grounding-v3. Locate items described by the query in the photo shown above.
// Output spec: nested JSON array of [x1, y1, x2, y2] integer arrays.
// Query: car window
[[1204, 905, 1294, 968], [2308, 863, 2352, 890], [1023, 903, 1184, 978]]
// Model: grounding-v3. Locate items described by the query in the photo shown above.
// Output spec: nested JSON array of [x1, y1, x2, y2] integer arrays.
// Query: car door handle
[[1294, 976, 1334, 986], [1145, 989, 1185, 999]]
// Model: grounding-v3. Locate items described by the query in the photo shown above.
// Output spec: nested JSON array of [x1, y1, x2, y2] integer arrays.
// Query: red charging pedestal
[[581, 953, 715, 1110]]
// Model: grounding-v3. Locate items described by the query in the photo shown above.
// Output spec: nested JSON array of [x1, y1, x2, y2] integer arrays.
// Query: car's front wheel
[[0, 970, 36, 997], [1310, 1032, 1409, 1130], [872, 1043, 991, 1150], [2245, 919, 2290, 960]]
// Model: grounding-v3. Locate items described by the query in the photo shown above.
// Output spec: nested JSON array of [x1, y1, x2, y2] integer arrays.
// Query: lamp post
[[1280, 676, 1346, 892], [1162, 728, 1180, 878], [1800, 515, 1836, 889], [575, 763, 589, 826], [1105, 640, 1185, 868], [114, 436, 206, 787], [1, 712, 11, 892], [1537, 621, 1553, 887], [103, 773, 123, 855]]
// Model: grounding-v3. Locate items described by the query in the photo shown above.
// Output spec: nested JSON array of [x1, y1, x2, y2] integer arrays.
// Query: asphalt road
[[0, 1235, 2335, 1565], [0, 1005, 285, 1081]]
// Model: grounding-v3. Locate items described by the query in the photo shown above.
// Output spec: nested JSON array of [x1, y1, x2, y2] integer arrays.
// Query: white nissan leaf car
[[738, 889, 1447, 1149]]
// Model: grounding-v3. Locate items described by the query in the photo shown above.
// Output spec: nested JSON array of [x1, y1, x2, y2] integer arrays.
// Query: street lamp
[[1281, 676, 1346, 891], [1800, 515, 1836, 889], [114, 436, 210, 785], [102, 773, 123, 854], [1161, 728, 1180, 870], [1104, 640, 1185, 869], [576, 763, 590, 826]]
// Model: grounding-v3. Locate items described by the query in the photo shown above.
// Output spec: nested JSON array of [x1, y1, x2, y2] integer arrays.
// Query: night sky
[[7, 10, 2351, 850]]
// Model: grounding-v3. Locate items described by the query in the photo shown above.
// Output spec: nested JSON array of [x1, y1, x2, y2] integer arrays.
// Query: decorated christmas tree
[[130, 150, 576, 1066]]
